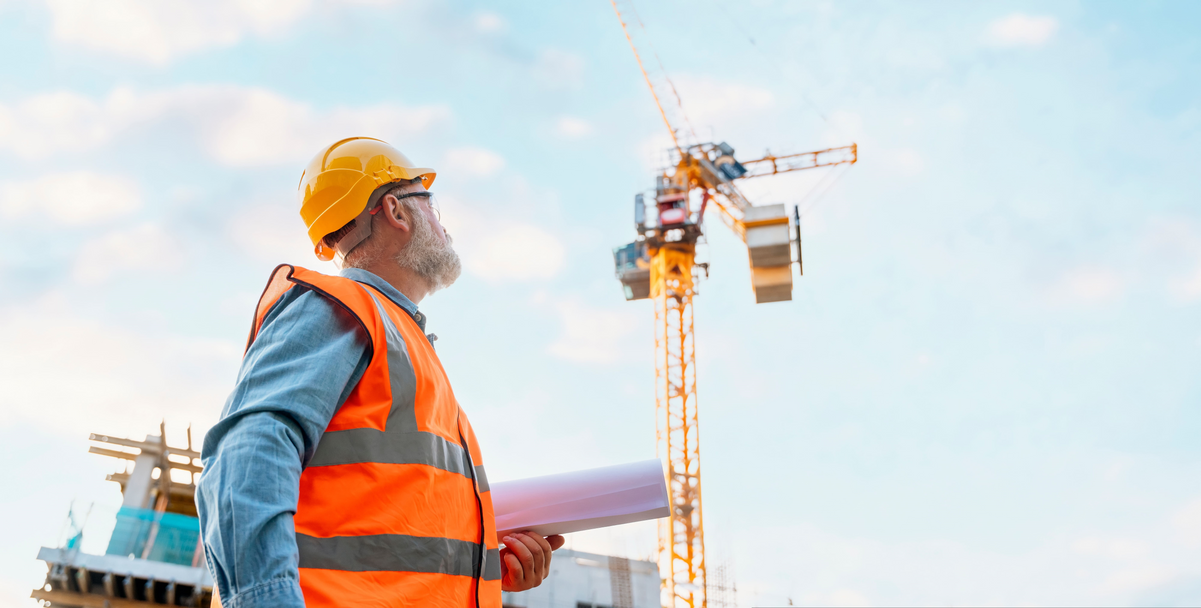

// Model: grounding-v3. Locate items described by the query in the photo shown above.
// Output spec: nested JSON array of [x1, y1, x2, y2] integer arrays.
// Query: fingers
[[515, 533, 546, 579], [500, 532, 565, 591], [502, 548, 523, 585], [526, 533, 553, 578], [504, 534, 539, 586]]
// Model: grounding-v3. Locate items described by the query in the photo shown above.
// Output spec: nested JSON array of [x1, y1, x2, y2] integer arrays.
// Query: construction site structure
[[609, 2, 857, 606], [705, 563, 737, 608], [502, 549, 660, 608], [31, 424, 215, 607]]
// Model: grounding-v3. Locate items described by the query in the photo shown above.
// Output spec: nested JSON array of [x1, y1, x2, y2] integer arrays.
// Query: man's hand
[[499, 531, 566, 592]]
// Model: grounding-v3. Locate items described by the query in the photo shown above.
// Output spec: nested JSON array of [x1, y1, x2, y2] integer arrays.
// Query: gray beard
[[394, 212, 462, 292]]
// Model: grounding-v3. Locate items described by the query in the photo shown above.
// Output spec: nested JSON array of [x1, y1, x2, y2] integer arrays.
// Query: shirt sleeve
[[196, 287, 371, 608]]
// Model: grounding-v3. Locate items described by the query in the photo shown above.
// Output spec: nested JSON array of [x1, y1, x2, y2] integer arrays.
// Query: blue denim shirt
[[196, 268, 426, 608]]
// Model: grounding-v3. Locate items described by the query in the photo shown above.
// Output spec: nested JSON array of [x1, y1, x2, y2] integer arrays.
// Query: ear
[[381, 194, 411, 233]]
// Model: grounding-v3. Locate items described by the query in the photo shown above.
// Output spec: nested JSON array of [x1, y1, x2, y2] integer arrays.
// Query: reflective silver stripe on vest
[[310, 430, 491, 493], [485, 546, 501, 580], [297, 533, 502, 581], [309, 428, 469, 472], [474, 465, 489, 493], [308, 293, 483, 483]]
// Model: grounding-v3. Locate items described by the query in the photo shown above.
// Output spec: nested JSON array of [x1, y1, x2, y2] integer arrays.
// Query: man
[[197, 137, 563, 607]]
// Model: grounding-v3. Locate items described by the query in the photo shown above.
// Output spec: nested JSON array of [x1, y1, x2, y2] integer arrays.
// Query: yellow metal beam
[[651, 242, 706, 608], [738, 143, 857, 179]]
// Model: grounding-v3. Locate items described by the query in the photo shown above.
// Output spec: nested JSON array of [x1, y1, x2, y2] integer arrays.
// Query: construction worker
[[196, 137, 564, 607]]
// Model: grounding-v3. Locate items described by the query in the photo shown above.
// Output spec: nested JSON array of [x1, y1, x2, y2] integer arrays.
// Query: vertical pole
[[651, 242, 706, 608], [191, 535, 206, 568], [793, 205, 803, 276]]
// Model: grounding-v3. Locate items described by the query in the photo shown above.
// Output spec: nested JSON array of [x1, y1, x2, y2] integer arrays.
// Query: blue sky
[[1, 0, 1199, 606]]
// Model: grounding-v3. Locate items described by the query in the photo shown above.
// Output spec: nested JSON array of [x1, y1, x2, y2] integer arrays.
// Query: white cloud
[[1173, 499, 1201, 547], [544, 297, 637, 365], [536, 49, 585, 90], [889, 147, 925, 176], [673, 76, 775, 127], [0, 171, 140, 224], [1073, 537, 1151, 561], [1169, 268, 1201, 303], [827, 110, 865, 141], [1142, 219, 1201, 303], [202, 89, 449, 167], [464, 222, 565, 280], [1046, 266, 1124, 306], [555, 116, 594, 139], [442, 147, 506, 178], [1098, 564, 1178, 597], [0, 86, 451, 165], [0, 91, 116, 158], [473, 10, 507, 33], [984, 14, 1059, 48], [72, 222, 184, 284], [0, 293, 237, 438], [226, 200, 339, 271], [45, 0, 313, 65]]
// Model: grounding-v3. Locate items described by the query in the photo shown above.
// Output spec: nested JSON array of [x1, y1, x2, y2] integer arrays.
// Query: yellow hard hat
[[298, 137, 435, 261]]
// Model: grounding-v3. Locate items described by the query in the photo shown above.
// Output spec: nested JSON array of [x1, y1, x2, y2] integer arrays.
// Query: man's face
[[387, 179, 462, 291], [391, 180, 449, 245]]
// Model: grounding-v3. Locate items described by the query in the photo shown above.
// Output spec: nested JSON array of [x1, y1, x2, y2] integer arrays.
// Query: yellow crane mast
[[609, 3, 857, 607]]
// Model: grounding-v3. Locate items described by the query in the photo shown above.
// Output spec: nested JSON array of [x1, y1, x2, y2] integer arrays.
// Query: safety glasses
[[369, 191, 440, 222]]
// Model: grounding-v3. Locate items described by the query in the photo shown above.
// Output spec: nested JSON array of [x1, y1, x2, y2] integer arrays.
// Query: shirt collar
[[339, 268, 427, 331]]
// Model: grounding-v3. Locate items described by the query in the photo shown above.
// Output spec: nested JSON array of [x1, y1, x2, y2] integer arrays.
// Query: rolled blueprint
[[490, 459, 670, 537]]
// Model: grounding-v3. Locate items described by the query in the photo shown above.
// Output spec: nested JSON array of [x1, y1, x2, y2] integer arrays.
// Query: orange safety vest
[[246, 264, 501, 607]]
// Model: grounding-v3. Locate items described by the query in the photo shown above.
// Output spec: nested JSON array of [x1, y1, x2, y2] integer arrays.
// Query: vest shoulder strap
[[246, 264, 297, 352], [246, 264, 389, 361]]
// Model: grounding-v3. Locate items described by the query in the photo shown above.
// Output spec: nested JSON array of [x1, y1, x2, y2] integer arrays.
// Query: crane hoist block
[[743, 204, 791, 268]]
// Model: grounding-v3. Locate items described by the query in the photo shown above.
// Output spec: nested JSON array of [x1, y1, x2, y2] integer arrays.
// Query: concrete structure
[[32, 429, 213, 606], [501, 549, 660, 608], [33, 547, 212, 607]]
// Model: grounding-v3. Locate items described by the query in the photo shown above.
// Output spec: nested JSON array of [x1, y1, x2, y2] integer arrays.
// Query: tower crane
[[608, 3, 857, 607]]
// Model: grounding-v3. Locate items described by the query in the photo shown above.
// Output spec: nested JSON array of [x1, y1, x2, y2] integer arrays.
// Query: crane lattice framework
[[652, 242, 701, 608], [609, 3, 857, 607]]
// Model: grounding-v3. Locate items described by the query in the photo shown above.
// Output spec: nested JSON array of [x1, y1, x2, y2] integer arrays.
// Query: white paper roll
[[490, 459, 670, 538]]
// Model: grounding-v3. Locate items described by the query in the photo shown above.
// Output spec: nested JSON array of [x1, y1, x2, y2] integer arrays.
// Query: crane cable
[[628, 0, 701, 145], [699, 0, 850, 142], [689, 0, 856, 216], [610, 0, 700, 153], [798, 162, 852, 216]]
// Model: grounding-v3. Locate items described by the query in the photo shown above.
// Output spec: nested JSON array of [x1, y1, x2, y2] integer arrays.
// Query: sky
[[0, 0, 1199, 606]]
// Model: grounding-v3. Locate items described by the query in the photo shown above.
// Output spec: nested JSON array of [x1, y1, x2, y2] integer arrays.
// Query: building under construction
[[502, 550, 659, 608], [32, 427, 214, 607]]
